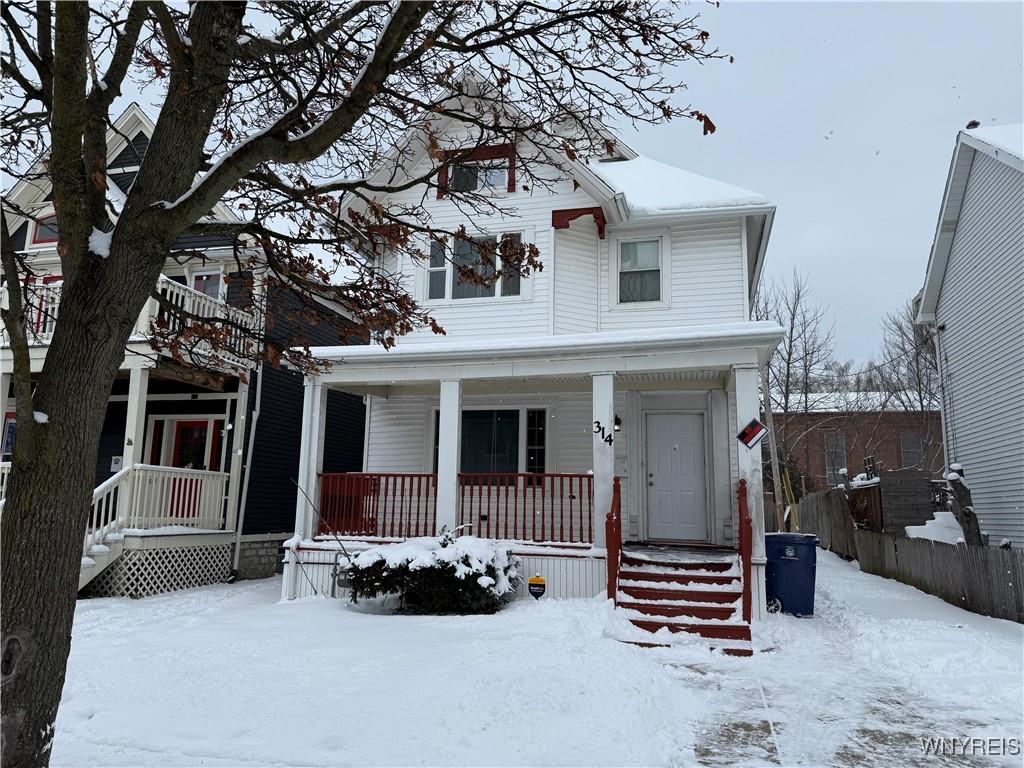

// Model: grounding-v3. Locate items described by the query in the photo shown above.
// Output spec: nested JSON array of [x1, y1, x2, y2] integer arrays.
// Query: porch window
[[900, 431, 923, 468], [824, 431, 847, 486], [618, 238, 661, 303], [428, 233, 522, 301], [432, 407, 547, 474]]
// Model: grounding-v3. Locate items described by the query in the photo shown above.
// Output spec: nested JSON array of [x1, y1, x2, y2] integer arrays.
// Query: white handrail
[[128, 464, 229, 531], [83, 466, 133, 555], [0, 461, 11, 501]]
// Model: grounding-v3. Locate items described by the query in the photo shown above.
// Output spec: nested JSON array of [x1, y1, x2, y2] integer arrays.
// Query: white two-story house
[[1, 104, 367, 597], [283, 115, 784, 654]]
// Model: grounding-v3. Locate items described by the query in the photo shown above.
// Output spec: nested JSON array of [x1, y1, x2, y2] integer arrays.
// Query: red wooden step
[[620, 554, 735, 572], [618, 569, 737, 586], [618, 585, 740, 603], [616, 601, 737, 620], [618, 639, 753, 657], [628, 619, 752, 642]]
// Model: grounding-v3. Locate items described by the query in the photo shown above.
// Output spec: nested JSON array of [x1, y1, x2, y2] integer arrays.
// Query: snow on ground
[[53, 552, 1022, 767]]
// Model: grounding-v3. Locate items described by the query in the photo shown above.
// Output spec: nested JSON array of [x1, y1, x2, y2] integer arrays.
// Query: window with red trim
[[32, 215, 59, 245], [437, 144, 516, 198]]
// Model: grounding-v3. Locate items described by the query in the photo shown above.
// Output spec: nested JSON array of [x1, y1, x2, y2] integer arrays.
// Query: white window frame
[[187, 266, 224, 302], [423, 228, 533, 305], [609, 228, 671, 310]]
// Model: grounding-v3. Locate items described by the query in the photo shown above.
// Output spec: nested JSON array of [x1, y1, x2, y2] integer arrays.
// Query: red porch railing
[[317, 472, 595, 543], [318, 473, 437, 538], [458, 473, 594, 543], [738, 478, 753, 623], [605, 477, 622, 603]]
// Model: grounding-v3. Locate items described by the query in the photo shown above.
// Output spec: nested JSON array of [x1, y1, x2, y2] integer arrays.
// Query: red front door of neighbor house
[[171, 421, 208, 517]]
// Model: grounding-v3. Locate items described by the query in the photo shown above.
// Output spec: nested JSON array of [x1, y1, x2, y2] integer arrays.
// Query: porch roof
[[307, 321, 784, 388]]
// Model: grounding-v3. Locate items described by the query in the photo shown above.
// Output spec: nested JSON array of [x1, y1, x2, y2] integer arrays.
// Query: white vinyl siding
[[599, 217, 747, 330], [935, 150, 1024, 547], [553, 218, 599, 334]]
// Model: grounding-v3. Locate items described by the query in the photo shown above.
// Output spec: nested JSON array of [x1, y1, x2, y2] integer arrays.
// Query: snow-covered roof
[[771, 391, 937, 414], [587, 155, 770, 215], [965, 123, 1023, 162]]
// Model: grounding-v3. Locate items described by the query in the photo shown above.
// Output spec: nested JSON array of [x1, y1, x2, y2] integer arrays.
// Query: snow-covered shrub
[[346, 529, 521, 614]]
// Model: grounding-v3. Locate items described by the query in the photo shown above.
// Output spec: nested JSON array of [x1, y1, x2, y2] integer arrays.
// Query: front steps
[[614, 547, 752, 657], [79, 536, 125, 590]]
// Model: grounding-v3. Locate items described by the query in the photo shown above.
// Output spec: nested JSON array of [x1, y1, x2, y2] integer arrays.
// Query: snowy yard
[[54, 551, 1022, 767]]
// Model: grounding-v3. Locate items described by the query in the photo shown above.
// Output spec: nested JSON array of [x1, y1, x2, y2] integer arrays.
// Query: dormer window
[[32, 214, 59, 245], [427, 233, 522, 301]]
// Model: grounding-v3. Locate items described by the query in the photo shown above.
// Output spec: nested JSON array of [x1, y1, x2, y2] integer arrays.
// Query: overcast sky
[[620, 1, 1023, 365]]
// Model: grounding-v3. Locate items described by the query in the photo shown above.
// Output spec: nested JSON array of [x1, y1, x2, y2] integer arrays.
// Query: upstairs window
[[824, 431, 847, 486], [450, 162, 509, 194], [427, 233, 522, 301], [618, 238, 661, 303], [438, 143, 516, 198], [32, 214, 59, 245], [900, 431, 923, 468], [191, 269, 223, 301]]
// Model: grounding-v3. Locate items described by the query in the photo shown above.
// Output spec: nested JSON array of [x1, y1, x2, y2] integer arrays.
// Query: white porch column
[[284, 377, 327, 600], [591, 372, 615, 548], [122, 367, 149, 468], [435, 378, 462, 534], [224, 380, 249, 532], [734, 363, 768, 621]]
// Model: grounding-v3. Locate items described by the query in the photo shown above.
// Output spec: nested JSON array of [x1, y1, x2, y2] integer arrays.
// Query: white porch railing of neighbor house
[[79, 465, 229, 559], [0, 462, 10, 500], [317, 472, 595, 543], [3, 276, 257, 368], [126, 464, 229, 531]]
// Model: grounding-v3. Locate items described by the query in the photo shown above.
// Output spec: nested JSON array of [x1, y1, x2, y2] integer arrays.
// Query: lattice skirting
[[83, 544, 232, 598]]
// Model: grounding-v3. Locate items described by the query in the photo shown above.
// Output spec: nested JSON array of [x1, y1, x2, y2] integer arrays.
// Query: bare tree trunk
[[1, 264, 141, 766]]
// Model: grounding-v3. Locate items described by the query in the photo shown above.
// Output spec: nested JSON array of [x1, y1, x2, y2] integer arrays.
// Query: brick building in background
[[772, 393, 944, 495]]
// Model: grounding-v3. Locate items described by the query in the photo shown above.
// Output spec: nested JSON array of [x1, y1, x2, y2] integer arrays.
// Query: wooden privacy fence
[[854, 531, 1024, 623], [792, 489, 858, 560]]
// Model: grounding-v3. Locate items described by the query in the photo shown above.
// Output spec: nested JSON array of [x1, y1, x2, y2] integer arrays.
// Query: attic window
[[32, 215, 59, 245], [437, 143, 516, 198]]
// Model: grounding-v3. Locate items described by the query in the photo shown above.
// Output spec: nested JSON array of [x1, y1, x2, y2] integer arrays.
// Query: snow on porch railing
[[126, 464, 229, 531], [318, 472, 438, 538], [83, 466, 133, 556], [458, 473, 594, 543]]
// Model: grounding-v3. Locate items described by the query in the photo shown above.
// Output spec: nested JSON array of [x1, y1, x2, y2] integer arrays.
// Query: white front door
[[645, 413, 708, 541]]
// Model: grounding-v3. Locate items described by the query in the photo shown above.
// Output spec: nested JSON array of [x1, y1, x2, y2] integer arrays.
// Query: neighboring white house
[[283, 105, 784, 653], [916, 124, 1024, 548]]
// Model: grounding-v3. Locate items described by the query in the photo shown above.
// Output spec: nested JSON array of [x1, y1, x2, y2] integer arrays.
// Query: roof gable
[[917, 125, 1024, 322]]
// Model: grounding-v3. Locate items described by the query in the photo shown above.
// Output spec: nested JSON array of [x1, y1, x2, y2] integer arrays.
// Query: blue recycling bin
[[765, 533, 818, 617]]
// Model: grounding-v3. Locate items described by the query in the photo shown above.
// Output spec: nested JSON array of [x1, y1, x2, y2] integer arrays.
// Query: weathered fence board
[[794, 490, 857, 560], [853, 530, 1024, 623]]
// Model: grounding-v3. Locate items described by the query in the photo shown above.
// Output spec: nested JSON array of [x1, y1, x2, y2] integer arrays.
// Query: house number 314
[[593, 421, 614, 445]]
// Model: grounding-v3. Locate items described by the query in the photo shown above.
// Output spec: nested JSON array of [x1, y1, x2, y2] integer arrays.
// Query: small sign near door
[[737, 419, 768, 449]]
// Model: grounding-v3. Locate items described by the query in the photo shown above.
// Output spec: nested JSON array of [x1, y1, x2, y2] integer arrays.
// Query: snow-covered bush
[[346, 529, 521, 614]]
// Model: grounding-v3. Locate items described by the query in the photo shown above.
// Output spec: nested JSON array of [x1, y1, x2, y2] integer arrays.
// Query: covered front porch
[[285, 324, 781, 612], [1, 361, 249, 593]]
